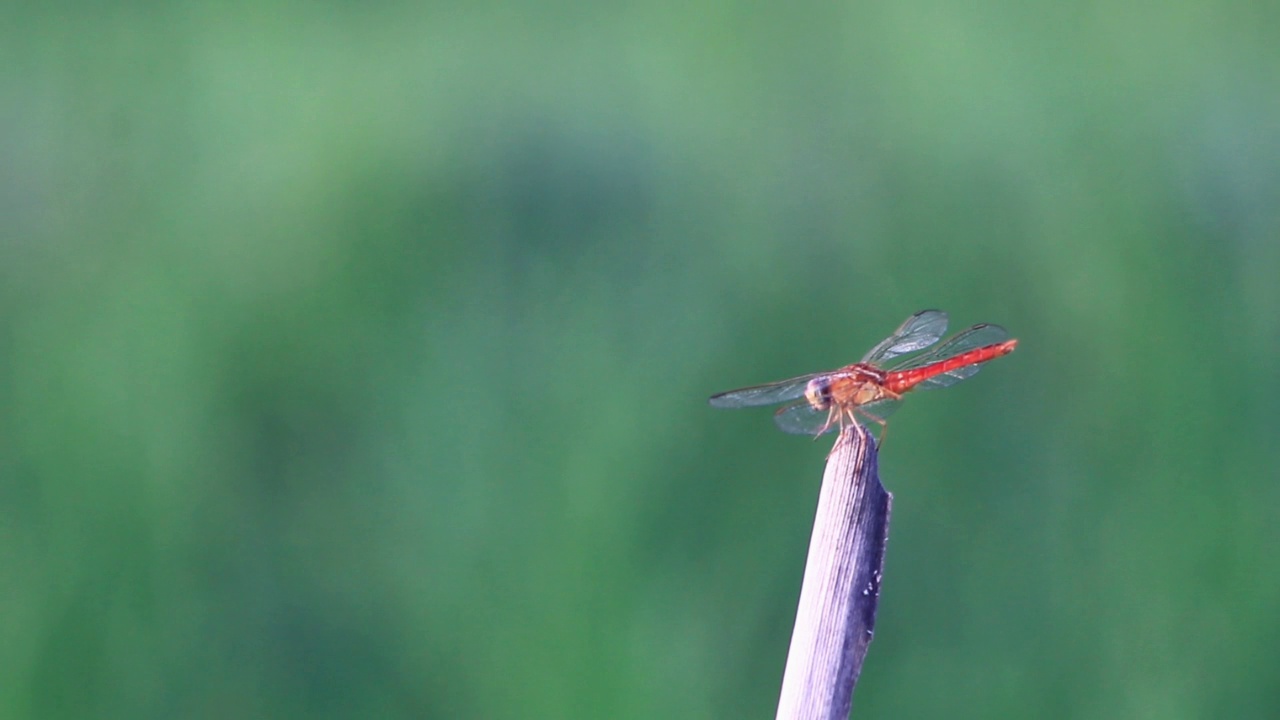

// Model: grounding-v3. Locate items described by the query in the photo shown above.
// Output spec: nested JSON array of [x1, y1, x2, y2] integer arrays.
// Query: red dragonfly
[[708, 310, 1017, 438]]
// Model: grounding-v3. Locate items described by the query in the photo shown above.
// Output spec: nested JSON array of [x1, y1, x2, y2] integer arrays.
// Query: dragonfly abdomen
[[884, 340, 1018, 394]]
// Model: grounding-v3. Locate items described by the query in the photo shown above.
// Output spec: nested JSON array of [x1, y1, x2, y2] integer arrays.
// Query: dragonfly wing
[[856, 397, 903, 424], [708, 373, 822, 409], [890, 324, 1009, 370], [860, 310, 949, 364], [773, 401, 837, 436], [915, 364, 983, 389]]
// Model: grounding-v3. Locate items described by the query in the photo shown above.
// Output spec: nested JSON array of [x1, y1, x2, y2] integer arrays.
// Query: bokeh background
[[3, 3, 1279, 718]]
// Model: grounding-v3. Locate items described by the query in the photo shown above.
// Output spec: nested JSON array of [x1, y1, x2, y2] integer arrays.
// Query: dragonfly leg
[[858, 409, 889, 448], [860, 388, 901, 448], [823, 406, 874, 458], [811, 406, 841, 439]]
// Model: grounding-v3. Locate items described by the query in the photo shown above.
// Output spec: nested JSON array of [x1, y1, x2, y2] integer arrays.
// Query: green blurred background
[[3, 2, 1278, 718]]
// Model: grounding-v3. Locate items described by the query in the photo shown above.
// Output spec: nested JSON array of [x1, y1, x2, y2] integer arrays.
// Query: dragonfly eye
[[804, 377, 832, 410]]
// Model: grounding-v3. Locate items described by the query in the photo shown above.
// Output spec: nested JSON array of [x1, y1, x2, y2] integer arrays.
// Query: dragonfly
[[708, 310, 1017, 439]]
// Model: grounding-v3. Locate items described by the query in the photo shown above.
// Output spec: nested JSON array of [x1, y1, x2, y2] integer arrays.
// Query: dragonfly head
[[804, 376, 833, 411]]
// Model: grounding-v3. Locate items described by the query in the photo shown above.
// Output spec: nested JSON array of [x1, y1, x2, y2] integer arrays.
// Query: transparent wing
[[708, 373, 824, 409], [773, 397, 904, 436], [888, 323, 1009, 390], [860, 310, 949, 364], [772, 401, 836, 436], [856, 397, 904, 424]]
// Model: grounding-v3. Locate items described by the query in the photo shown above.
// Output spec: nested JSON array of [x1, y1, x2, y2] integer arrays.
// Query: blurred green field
[[3, 3, 1279, 718]]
